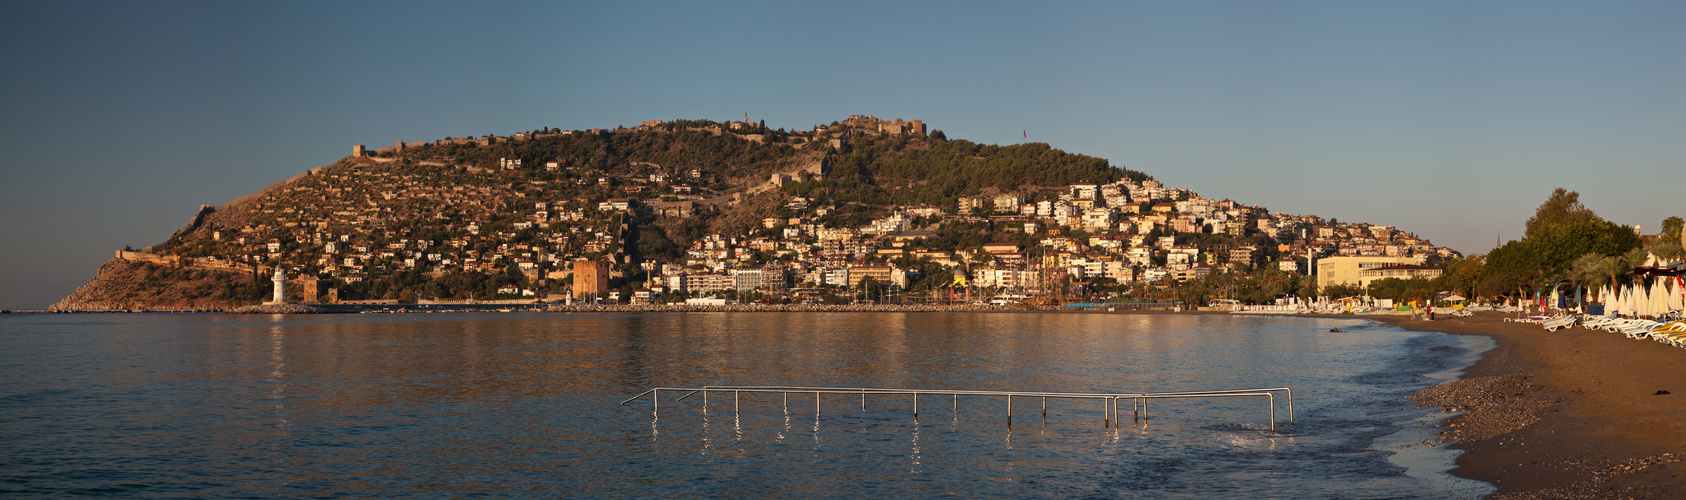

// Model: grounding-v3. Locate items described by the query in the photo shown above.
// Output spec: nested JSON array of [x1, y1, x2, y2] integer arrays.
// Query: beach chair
[[1648, 322, 1686, 347], [1542, 315, 1577, 331], [1621, 320, 1662, 339], [1580, 314, 1617, 330], [1604, 318, 1638, 333], [1648, 323, 1686, 346]]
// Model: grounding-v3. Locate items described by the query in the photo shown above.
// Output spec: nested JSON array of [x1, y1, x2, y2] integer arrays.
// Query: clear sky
[[1, 0, 1681, 309]]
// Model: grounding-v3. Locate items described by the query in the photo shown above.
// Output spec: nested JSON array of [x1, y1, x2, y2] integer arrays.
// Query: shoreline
[[1378, 312, 1686, 498]]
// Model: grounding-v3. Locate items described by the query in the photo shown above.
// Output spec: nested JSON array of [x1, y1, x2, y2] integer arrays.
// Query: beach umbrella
[[1639, 281, 1652, 317], [1633, 284, 1650, 317], [1653, 280, 1669, 317], [1665, 276, 1679, 311], [1653, 281, 1666, 317], [1651, 281, 1664, 317]]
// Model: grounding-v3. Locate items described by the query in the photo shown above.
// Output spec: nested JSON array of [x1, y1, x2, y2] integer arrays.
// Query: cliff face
[[50, 259, 267, 312]]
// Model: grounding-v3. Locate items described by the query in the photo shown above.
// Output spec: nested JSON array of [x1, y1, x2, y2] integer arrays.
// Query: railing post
[[627, 386, 1295, 432]]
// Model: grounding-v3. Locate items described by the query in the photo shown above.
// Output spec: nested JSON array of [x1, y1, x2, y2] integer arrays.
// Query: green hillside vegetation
[[407, 125, 799, 188], [783, 135, 1149, 210]]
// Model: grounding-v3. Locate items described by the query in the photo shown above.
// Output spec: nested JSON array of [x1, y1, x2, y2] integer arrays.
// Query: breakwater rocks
[[231, 304, 322, 314]]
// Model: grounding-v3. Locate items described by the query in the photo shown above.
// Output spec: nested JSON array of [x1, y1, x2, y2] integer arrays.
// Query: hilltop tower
[[271, 267, 287, 304]]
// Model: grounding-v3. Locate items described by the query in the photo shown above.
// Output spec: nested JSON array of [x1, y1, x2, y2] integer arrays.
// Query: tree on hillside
[[1524, 188, 1600, 238]]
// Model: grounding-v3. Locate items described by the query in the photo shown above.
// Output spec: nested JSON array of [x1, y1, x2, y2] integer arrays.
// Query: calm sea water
[[1, 312, 1492, 498]]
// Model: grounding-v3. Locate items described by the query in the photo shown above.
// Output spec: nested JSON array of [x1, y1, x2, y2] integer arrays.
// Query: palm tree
[[1647, 240, 1685, 264], [1580, 254, 1632, 305], [1569, 252, 1607, 306], [1622, 247, 1651, 275]]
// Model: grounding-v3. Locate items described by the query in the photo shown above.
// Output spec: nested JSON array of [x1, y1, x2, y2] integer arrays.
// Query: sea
[[0, 312, 1496, 498]]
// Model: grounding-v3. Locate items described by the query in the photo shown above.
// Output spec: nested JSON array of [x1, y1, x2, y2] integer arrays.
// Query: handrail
[[622, 385, 1294, 431], [686, 385, 1292, 423]]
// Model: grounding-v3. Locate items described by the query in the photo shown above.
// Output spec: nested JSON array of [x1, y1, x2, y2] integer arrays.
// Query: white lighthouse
[[271, 267, 287, 303]]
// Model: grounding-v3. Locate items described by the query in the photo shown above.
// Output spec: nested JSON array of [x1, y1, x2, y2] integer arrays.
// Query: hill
[[52, 115, 1454, 311]]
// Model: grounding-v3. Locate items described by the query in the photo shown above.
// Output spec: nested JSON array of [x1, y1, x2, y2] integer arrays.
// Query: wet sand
[[1380, 312, 1686, 498]]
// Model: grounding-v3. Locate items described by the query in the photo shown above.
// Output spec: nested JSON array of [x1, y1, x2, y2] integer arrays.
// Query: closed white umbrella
[[1635, 284, 1651, 317], [1665, 277, 1679, 309], [1653, 280, 1670, 317]]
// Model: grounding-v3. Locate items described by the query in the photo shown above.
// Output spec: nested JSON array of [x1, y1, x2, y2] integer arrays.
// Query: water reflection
[[909, 421, 922, 474], [1, 312, 1466, 498]]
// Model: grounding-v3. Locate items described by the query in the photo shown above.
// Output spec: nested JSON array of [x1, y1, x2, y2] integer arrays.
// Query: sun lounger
[[1649, 328, 1686, 348], [1648, 322, 1686, 346], [1542, 315, 1577, 331], [1604, 318, 1641, 333], [1580, 315, 1618, 330], [1622, 320, 1662, 339]]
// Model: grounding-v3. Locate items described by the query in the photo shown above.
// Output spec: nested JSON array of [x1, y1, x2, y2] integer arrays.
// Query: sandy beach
[[1380, 312, 1686, 498]]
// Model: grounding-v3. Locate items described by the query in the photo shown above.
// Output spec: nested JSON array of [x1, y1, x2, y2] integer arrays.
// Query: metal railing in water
[[620, 385, 1293, 431]]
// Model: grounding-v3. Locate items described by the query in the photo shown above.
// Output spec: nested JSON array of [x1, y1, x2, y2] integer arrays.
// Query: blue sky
[[2, 0, 1682, 309]]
